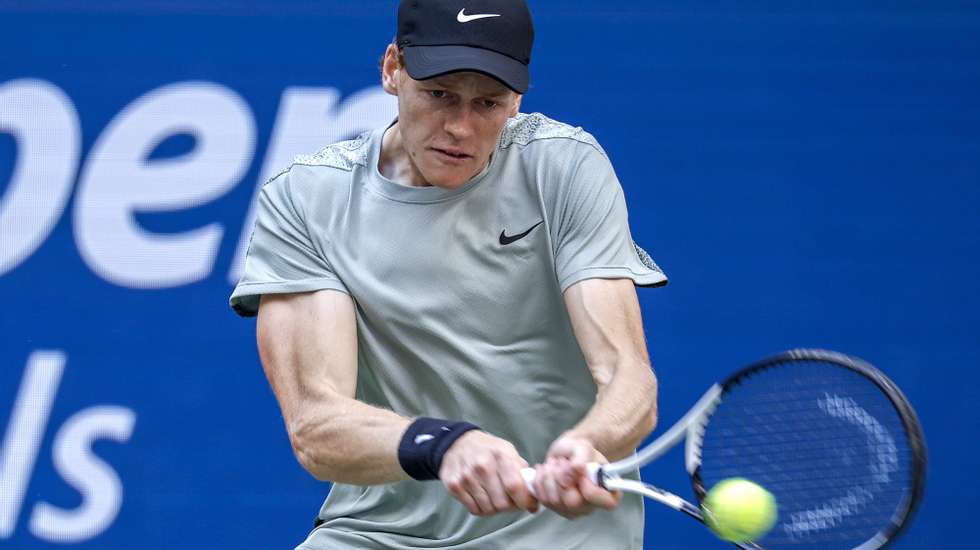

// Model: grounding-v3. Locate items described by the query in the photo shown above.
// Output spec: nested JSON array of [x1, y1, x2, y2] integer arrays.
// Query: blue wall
[[1, 1, 977, 548]]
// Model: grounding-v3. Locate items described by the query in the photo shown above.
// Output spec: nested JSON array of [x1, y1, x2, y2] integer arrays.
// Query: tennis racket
[[522, 348, 927, 549]]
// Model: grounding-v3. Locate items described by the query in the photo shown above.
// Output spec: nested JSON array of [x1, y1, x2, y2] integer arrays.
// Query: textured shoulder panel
[[498, 112, 602, 151], [633, 242, 665, 275], [292, 131, 372, 172]]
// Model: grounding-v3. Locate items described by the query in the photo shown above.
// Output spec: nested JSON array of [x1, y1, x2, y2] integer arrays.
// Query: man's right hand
[[439, 430, 540, 516]]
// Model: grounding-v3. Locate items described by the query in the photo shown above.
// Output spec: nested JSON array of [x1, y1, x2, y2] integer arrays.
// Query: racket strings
[[696, 360, 915, 550]]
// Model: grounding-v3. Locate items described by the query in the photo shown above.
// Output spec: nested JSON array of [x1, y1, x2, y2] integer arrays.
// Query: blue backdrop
[[1, 1, 977, 548]]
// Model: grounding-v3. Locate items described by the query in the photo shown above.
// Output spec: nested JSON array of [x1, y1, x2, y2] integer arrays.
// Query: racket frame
[[687, 349, 927, 548], [592, 348, 926, 550]]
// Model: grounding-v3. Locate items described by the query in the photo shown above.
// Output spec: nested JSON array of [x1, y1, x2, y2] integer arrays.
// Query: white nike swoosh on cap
[[457, 9, 501, 23]]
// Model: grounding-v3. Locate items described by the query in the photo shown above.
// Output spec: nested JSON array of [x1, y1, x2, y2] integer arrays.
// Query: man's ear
[[381, 44, 401, 96], [509, 94, 523, 117]]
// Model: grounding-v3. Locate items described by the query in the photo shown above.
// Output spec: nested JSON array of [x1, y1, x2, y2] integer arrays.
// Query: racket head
[[687, 349, 926, 550]]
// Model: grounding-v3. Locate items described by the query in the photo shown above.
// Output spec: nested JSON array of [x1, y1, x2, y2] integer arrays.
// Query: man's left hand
[[531, 433, 621, 519]]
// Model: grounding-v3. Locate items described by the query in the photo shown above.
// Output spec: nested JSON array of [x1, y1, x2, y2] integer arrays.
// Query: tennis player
[[230, 1, 667, 548]]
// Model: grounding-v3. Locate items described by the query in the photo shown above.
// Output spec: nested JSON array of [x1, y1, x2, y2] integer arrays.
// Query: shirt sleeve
[[553, 142, 668, 292], [229, 171, 348, 317]]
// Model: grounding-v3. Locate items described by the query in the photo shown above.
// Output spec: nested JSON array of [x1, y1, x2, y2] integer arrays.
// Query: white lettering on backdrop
[[0, 78, 397, 544], [0, 78, 397, 286], [0, 351, 136, 543], [0, 79, 80, 276], [74, 81, 256, 288]]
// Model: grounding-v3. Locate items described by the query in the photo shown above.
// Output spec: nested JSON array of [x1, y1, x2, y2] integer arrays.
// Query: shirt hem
[[229, 278, 350, 317], [559, 266, 668, 293]]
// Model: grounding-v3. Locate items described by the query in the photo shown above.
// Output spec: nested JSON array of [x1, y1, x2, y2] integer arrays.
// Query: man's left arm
[[530, 277, 658, 517]]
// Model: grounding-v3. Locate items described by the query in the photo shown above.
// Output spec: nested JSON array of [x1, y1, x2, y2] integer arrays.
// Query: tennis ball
[[701, 478, 778, 542]]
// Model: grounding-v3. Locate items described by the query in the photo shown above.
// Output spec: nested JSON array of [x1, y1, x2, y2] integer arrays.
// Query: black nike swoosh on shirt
[[499, 221, 544, 245]]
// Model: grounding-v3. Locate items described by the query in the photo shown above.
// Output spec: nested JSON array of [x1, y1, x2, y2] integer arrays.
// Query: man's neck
[[379, 123, 430, 188]]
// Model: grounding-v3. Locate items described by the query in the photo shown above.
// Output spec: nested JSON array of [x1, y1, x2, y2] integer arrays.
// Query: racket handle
[[520, 463, 603, 496], [520, 468, 536, 495]]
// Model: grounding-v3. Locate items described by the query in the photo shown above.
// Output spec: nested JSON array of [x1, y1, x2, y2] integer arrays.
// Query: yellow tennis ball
[[701, 478, 778, 542]]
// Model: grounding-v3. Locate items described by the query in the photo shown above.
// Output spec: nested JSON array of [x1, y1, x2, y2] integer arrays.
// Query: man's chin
[[421, 168, 478, 190]]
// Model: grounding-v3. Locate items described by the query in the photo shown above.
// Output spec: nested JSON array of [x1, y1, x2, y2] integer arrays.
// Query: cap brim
[[402, 45, 528, 94]]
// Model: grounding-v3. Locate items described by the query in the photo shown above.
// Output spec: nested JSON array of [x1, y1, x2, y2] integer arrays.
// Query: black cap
[[397, 0, 534, 93]]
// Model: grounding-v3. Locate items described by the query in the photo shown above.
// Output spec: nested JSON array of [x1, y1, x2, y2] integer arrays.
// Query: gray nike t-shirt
[[231, 113, 667, 550]]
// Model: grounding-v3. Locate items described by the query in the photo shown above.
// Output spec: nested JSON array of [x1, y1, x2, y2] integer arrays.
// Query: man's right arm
[[255, 289, 538, 514], [257, 289, 411, 485]]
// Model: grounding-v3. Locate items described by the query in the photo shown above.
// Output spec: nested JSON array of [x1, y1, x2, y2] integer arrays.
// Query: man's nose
[[443, 104, 476, 140]]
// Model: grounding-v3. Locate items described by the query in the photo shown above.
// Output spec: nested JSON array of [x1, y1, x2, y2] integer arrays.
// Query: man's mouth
[[431, 147, 471, 161]]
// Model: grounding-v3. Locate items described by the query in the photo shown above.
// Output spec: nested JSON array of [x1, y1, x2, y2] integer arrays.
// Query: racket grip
[[520, 468, 537, 495], [520, 463, 603, 496]]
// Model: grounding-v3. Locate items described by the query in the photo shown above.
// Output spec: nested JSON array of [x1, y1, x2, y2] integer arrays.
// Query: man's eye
[[481, 100, 498, 109], [429, 90, 446, 99]]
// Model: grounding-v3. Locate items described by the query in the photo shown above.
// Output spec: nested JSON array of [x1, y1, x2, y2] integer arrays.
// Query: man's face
[[382, 46, 522, 189]]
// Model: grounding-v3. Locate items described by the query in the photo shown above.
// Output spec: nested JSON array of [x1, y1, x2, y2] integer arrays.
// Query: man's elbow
[[293, 446, 334, 482], [639, 366, 659, 436], [640, 400, 658, 437], [289, 420, 339, 481]]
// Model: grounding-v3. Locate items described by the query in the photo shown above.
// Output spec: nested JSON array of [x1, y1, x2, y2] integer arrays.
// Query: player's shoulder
[[261, 131, 374, 199], [500, 112, 607, 156], [269, 131, 372, 184], [292, 131, 373, 173]]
